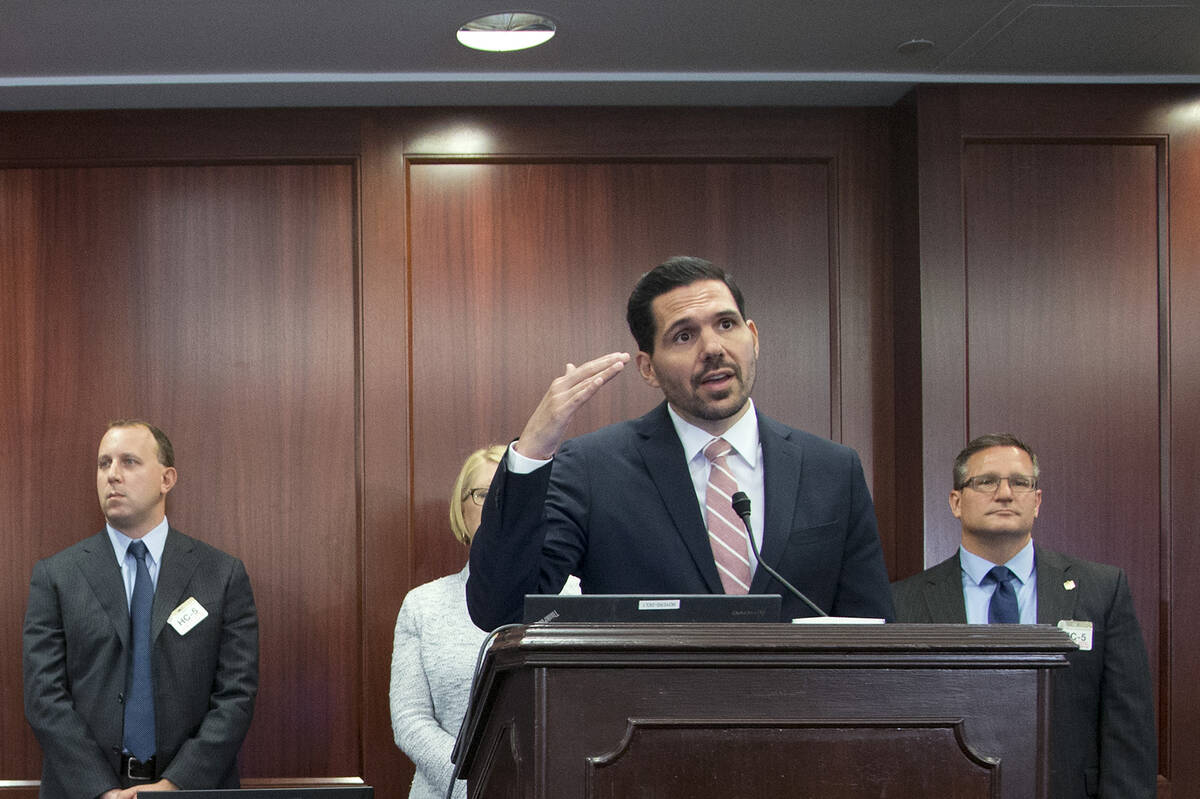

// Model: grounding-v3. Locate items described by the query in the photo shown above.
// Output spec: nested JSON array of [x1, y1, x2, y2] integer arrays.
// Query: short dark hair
[[106, 419, 175, 468], [953, 433, 1038, 489], [626, 256, 747, 354]]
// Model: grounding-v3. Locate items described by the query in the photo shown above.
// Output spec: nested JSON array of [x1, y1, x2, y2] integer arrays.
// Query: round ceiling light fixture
[[457, 12, 556, 53], [896, 38, 935, 55]]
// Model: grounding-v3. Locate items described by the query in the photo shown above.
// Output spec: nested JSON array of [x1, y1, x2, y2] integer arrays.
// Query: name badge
[[1057, 619, 1093, 651], [168, 597, 209, 636]]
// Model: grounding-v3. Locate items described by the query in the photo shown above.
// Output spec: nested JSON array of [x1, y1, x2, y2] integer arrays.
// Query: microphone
[[731, 491, 827, 618]]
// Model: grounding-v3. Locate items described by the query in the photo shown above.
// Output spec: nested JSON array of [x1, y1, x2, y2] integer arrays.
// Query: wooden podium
[[452, 623, 1075, 798]]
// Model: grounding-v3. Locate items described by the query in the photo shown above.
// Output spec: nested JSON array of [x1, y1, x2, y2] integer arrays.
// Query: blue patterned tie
[[986, 565, 1020, 624], [124, 540, 156, 761]]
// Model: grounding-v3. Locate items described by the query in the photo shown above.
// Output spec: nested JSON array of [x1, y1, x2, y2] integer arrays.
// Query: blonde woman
[[389, 446, 578, 799]]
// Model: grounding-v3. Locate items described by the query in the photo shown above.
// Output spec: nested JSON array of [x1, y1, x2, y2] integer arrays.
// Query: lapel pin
[[1063, 580, 1076, 591]]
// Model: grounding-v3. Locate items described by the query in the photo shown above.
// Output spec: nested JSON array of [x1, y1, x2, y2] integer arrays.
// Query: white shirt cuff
[[506, 443, 552, 474]]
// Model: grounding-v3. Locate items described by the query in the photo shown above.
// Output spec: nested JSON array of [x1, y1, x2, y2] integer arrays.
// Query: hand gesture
[[514, 352, 630, 460]]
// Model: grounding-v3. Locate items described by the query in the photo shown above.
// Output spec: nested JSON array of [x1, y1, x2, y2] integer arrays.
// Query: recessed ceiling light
[[457, 12, 556, 53], [896, 38, 935, 55]]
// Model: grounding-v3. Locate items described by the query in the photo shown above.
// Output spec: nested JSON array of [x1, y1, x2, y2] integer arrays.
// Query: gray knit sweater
[[389, 565, 579, 798], [389, 566, 483, 799]]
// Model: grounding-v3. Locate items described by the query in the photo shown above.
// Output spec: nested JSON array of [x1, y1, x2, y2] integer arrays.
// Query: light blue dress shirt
[[106, 517, 169, 608], [959, 539, 1038, 624]]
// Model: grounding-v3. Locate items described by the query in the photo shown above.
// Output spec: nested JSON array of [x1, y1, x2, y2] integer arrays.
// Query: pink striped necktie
[[704, 437, 752, 594]]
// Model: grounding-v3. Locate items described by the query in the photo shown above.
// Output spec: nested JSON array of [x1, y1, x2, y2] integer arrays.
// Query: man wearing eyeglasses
[[891, 432, 1156, 798]]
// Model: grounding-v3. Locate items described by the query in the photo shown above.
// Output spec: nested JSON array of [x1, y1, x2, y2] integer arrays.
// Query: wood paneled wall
[[0, 88, 1197, 796], [0, 107, 893, 796], [368, 107, 896, 795], [0, 155, 362, 787], [409, 159, 842, 581], [905, 84, 1200, 796]]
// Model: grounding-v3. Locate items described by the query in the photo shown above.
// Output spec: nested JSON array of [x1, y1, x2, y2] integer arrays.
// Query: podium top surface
[[484, 622, 1076, 669]]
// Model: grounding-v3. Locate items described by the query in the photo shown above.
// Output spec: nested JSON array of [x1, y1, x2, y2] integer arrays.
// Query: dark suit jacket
[[23, 527, 259, 799], [891, 546, 1156, 798], [467, 402, 894, 629]]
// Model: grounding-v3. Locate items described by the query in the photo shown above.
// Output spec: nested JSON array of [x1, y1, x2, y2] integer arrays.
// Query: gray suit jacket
[[468, 402, 894, 629], [892, 546, 1156, 798], [23, 528, 259, 799]]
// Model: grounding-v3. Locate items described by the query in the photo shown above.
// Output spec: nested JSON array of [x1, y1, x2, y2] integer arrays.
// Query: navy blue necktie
[[124, 540, 156, 761], [986, 565, 1020, 624]]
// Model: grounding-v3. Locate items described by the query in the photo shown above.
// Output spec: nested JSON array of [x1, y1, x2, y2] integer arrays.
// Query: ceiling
[[2, 0, 1198, 111]]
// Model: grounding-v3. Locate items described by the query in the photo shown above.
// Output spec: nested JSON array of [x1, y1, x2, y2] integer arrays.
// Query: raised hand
[[513, 352, 630, 460]]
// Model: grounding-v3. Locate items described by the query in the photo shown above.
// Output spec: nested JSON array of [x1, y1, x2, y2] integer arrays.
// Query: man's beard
[[676, 357, 754, 421]]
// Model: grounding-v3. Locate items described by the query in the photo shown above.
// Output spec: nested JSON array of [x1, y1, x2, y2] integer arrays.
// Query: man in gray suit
[[23, 421, 259, 798], [892, 433, 1156, 798]]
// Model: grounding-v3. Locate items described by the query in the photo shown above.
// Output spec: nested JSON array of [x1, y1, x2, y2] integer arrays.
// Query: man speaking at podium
[[467, 257, 893, 629]]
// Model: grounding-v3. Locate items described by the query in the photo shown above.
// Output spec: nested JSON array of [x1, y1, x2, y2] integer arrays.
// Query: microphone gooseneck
[[730, 491, 827, 617]]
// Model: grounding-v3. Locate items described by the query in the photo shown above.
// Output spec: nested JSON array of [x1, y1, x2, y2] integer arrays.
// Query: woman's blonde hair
[[449, 444, 507, 546]]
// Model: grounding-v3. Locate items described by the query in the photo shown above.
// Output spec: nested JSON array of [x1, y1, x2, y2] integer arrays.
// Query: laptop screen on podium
[[522, 593, 781, 623]]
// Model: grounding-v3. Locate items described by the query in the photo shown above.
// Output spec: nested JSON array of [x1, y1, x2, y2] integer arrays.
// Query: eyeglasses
[[463, 487, 490, 506], [959, 474, 1038, 494]]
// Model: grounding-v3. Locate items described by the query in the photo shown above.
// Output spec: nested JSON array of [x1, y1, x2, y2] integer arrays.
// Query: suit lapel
[[751, 414, 802, 593], [1034, 546, 1080, 624], [78, 530, 132, 648], [921, 554, 969, 622], [152, 528, 199, 642], [633, 405, 724, 593]]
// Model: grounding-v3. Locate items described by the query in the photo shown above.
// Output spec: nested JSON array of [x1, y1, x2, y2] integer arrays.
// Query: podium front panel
[[457, 624, 1071, 799]]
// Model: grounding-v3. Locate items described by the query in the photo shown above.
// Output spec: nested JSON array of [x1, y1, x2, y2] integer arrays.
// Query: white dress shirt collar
[[667, 399, 760, 469]]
